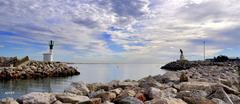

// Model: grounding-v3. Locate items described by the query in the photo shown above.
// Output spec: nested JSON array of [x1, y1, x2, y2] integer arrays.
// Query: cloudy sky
[[0, 0, 240, 63]]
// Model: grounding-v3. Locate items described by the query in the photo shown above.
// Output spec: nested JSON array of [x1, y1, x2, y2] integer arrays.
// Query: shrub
[[215, 55, 229, 62]]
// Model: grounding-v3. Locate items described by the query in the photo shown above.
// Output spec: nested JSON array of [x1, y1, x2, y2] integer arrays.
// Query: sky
[[0, 0, 240, 63]]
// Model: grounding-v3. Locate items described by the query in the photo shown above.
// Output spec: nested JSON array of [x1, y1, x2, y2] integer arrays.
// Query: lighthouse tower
[[43, 40, 54, 62]]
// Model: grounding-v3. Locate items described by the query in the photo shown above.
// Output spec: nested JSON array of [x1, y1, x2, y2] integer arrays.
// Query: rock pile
[[0, 61, 80, 80], [1, 61, 240, 104]]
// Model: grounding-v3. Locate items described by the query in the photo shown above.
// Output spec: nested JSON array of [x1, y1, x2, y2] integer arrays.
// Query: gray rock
[[102, 101, 114, 104], [180, 81, 216, 94], [55, 93, 89, 103], [161, 88, 177, 98], [228, 94, 240, 104], [64, 81, 89, 96], [115, 96, 143, 104], [53, 100, 63, 104], [147, 87, 161, 99], [138, 76, 162, 88], [154, 72, 179, 83], [110, 88, 122, 95], [211, 98, 227, 104], [0, 97, 19, 104], [208, 87, 234, 104], [79, 98, 101, 104], [146, 98, 187, 104], [17, 92, 56, 104], [89, 90, 116, 102], [176, 90, 208, 99]]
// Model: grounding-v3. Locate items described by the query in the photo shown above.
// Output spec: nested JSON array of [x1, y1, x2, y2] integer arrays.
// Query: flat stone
[[17, 92, 56, 104], [180, 82, 216, 94], [55, 93, 89, 103], [79, 98, 101, 104]]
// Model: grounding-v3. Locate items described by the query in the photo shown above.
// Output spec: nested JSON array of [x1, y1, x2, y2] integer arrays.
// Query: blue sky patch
[[99, 32, 125, 52]]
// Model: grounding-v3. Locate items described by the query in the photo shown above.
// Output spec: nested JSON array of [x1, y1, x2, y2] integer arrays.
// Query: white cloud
[[0, 0, 240, 63]]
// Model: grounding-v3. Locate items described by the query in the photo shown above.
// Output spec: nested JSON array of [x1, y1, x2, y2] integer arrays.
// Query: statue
[[180, 49, 185, 61]]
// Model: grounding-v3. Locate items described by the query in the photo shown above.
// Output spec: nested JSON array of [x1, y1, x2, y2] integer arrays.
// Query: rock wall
[[0, 61, 80, 80]]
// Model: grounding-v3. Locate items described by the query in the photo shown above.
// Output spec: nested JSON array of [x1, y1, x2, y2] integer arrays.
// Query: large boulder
[[154, 72, 179, 83], [16, 92, 56, 104], [55, 93, 89, 103], [176, 90, 208, 99], [64, 81, 90, 96], [0, 97, 19, 104], [180, 82, 216, 94], [228, 94, 240, 104], [146, 87, 161, 99], [208, 87, 234, 104], [161, 88, 178, 98], [138, 76, 162, 88]]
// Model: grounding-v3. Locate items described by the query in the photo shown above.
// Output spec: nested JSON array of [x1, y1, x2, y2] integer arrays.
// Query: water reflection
[[0, 64, 165, 99]]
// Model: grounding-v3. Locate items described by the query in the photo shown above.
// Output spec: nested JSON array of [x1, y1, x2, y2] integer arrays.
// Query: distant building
[[43, 40, 54, 62]]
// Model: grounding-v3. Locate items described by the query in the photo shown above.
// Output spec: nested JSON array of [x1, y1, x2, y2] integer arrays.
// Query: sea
[[0, 64, 166, 99]]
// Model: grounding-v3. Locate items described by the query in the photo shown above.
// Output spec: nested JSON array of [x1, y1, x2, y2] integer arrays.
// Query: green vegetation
[[214, 55, 229, 62]]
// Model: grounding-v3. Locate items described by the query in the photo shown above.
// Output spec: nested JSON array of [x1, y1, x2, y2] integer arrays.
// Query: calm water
[[0, 64, 166, 99]]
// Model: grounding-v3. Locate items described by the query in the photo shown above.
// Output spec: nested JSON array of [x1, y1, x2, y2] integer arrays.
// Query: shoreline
[[1, 60, 240, 104]]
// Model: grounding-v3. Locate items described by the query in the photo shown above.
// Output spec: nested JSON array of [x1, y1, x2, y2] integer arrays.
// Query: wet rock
[[115, 96, 144, 104], [0, 97, 19, 104], [55, 93, 89, 103], [64, 81, 90, 96], [17, 92, 56, 104]]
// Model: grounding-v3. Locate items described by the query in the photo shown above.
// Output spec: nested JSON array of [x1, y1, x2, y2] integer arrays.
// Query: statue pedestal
[[180, 54, 185, 61]]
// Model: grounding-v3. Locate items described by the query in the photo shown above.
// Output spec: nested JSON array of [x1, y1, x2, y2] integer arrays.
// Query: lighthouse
[[43, 40, 54, 62]]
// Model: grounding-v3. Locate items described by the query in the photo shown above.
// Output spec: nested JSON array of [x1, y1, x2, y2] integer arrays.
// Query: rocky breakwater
[[0, 61, 80, 80], [1, 61, 240, 104]]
